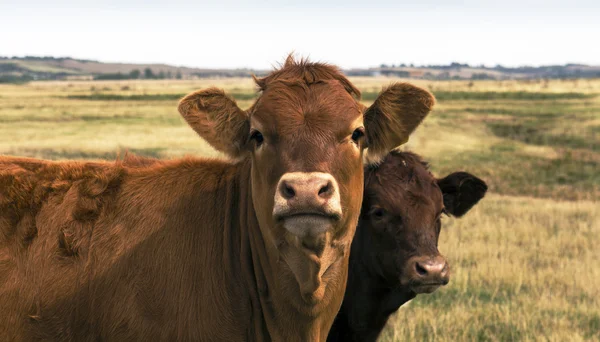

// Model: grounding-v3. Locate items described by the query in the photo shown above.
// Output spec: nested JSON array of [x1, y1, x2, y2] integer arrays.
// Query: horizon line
[[2, 55, 597, 70]]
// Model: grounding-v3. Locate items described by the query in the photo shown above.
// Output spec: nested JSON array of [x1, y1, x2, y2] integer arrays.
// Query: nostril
[[281, 182, 296, 199], [318, 182, 332, 198], [415, 262, 428, 276]]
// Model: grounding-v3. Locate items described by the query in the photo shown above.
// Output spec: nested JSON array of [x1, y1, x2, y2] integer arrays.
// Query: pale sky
[[1, 0, 598, 69]]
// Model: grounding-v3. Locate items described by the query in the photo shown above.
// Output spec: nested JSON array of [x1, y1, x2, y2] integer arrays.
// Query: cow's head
[[178, 57, 434, 309], [360, 151, 487, 294]]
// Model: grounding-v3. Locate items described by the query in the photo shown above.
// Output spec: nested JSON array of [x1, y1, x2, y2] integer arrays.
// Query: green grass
[[361, 90, 597, 102], [487, 121, 598, 151], [65, 93, 185, 101], [430, 142, 599, 201], [64, 91, 259, 101], [3, 147, 168, 160], [414, 93, 600, 201]]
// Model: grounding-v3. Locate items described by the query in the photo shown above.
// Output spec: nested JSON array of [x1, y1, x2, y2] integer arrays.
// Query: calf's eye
[[371, 207, 385, 218], [249, 130, 264, 147]]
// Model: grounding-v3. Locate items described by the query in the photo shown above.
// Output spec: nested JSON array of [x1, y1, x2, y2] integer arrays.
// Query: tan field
[[1, 77, 598, 341]]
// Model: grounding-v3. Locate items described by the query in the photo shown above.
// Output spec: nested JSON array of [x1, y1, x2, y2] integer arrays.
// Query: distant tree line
[[0, 74, 33, 84], [379, 62, 468, 69], [2, 56, 599, 83], [376, 61, 600, 78], [94, 68, 183, 80], [94, 68, 264, 80]]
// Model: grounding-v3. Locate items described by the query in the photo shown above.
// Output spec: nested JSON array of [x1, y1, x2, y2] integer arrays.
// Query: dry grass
[[0, 77, 598, 341]]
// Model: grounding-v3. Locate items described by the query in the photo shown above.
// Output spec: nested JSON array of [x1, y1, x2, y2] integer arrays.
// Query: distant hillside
[[346, 62, 600, 80], [1, 56, 599, 83], [0, 56, 268, 83]]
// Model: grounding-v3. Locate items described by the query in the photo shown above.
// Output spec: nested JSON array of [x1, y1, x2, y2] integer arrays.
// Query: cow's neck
[[235, 161, 348, 341]]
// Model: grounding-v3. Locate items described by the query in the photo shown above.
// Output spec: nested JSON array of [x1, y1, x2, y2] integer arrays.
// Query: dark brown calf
[[0, 57, 434, 341], [328, 151, 487, 342]]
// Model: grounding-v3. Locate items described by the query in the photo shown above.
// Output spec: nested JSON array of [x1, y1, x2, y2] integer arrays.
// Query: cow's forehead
[[366, 155, 444, 215], [250, 80, 363, 134]]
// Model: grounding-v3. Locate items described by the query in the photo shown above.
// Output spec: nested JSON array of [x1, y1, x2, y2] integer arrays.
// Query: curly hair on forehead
[[252, 54, 361, 99], [367, 150, 430, 173], [364, 150, 434, 190]]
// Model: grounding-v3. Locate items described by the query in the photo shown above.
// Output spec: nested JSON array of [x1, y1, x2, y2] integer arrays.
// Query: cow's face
[[178, 57, 434, 307], [360, 152, 487, 294], [249, 79, 363, 252]]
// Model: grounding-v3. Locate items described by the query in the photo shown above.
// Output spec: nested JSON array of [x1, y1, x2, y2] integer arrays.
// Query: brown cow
[[0, 57, 434, 341], [328, 151, 487, 342]]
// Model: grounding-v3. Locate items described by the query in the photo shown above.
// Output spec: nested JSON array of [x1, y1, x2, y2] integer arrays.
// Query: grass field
[[1, 77, 599, 341]]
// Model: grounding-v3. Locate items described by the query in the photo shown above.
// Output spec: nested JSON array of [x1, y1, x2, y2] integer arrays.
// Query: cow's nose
[[278, 174, 335, 203], [408, 255, 449, 293], [273, 172, 342, 238], [415, 258, 448, 280]]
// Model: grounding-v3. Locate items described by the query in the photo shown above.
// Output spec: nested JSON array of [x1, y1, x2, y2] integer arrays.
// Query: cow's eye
[[249, 130, 264, 147], [351, 127, 365, 144], [371, 207, 386, 219]]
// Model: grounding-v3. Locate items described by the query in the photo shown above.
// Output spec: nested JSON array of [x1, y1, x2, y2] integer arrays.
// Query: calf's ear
[[178, 88, 250, 158], [364, 83, 434, 164], [437, 172, 488, 217]]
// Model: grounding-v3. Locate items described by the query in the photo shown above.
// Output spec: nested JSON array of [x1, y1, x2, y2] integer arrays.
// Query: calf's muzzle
[[406, 255, 450, 294]]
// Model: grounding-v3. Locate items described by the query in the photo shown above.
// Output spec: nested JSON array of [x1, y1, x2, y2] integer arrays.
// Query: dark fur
[[328, 151, 487, 342], [0, 56, 434, 341]]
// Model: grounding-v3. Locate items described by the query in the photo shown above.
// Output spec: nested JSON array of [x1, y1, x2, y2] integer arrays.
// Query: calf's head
[[360, 151, 487, 294], [178, 57, 434, 306]]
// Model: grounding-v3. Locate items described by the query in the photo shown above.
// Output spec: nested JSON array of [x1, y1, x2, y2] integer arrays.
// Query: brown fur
[[364, 85, 435, 163], [178, 88, 249, 158], [1, 56, 433, 341], [253, 55, 361, 99]]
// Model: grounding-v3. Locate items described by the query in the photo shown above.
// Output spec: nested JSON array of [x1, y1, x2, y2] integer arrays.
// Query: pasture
[[1, 77, 598, 341]]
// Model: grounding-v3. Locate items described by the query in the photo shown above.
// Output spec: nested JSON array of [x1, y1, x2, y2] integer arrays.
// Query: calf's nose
[[412, 255, 450, 284]]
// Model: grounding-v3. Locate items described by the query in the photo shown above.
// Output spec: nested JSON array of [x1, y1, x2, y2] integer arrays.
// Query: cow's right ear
[[178, 88, 250, 158], [363, 83, 435, 164], [437, 172, 488, 217]]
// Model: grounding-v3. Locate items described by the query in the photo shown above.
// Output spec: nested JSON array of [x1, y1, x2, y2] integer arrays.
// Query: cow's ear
[[178, 88, 250, 159], [437, 172, 487, 217], [364, 83, 434, 164]]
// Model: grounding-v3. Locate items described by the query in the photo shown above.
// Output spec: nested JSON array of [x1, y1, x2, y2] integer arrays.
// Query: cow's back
[[0, 156, 252, 340], [0, 157, 123, 339]]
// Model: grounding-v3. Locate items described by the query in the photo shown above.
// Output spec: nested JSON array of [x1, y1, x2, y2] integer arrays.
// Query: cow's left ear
[[364, 83, 434, 164], [178, 88, 250, 159], [437, 172, 487, 217]]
